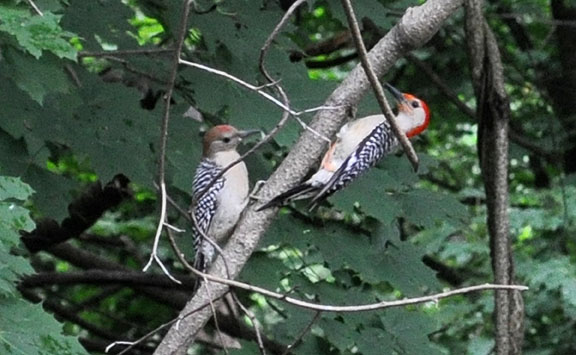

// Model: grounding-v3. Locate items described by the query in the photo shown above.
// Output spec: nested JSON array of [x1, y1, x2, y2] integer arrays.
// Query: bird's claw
[[249, 180, 267, 201]]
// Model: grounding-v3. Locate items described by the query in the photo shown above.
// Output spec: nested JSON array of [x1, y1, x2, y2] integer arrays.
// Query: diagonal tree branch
[[21, 174, 131, 253], [341, 0, 419, 171], [154, 1, 464, 353]]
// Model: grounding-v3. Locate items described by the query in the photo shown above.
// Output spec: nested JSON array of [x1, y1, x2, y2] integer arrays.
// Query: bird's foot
[[249, 180, 267, 201]]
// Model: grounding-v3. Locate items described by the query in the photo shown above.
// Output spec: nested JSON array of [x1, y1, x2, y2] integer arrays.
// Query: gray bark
[[154, 0, 464, 353], [465, 0, 524, 353]]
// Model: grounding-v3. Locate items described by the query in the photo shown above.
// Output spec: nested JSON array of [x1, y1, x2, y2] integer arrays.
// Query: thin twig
[[97, 55, 170, 85], [26, 0, 43, 16], [232, 293, 267, 355], [143, 0, 193, 283], [79, 48, 174, 58], [164, 191, 192, 221], [340, 0, 420, 171], [170, 226, 528, 312], [178, 59, 335, 124], [179, 59, 296, 114], [107, 298, 221, 355], [282, 311, 321, 355], [260, 0, 307, 57], [142, 182, 181, 284], [166, 226, 235, 354], [258, 0, 329, 146], [205, 284, 229, 355], [179, 57, 335, 202], [186, 211, 232, 279], [209, 278, 527, 312]]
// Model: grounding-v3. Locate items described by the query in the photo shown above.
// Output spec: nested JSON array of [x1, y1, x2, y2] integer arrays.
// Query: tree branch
[[21, 174, 131, 253], [465, 0, 524, 353], [341, 0, 419, 170], [79, 48, 174, 58], [20, 270, 195, 290], [154, 1, 466, 353], [20, 288, 122, 342], [47, 243, 190, 309], [26, 0, 43, 16]]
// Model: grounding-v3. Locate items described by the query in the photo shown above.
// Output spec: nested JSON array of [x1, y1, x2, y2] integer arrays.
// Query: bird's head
[[385, 83, 430, 138], [202, 125, 260, 157]]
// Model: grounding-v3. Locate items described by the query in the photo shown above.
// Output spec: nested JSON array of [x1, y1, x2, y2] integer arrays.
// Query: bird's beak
[[237, 129, 261, 140], [384, 83, 412, 114]]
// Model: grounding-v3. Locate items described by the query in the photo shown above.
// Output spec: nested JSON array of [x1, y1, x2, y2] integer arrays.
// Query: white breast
[[208, 151, 249, 243], [333, 115, 386, 166]]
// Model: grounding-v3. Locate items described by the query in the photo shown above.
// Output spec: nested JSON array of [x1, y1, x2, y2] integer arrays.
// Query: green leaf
[[264, 214, 438, 294], [466, 336, 493, 355], [0, 5, 77, 60], [318, 317, 356, 352], [60, 0, 135, 51], [330, 156, 457, 227], [0, 176, 34, 200], [0, 251, 33, 296], [270, 304, 322, 346], [356, 327, 395, 355], [311, 221, 438, 293], [1, 47, 71, 105], [0, 66, 158, 185], [398, 189, 468, 228], [0, 203, 35, 240], [0, 175, 35, 296], [0, 128, 78, 221], [240, 252, 287, 290], [228, 340, 261, 355], [0, 297, 87, 355], [331, 166, 403, 225], [379, 308, 443, 355]]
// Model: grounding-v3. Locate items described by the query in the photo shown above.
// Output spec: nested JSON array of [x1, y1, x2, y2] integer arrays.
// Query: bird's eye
[[222, 137, 231, 143], [411, 101, 420, 108]]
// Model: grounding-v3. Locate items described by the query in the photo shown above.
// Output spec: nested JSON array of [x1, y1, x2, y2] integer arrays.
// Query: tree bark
[[154, 0, 464, 353], [465, 1, 524, 353]]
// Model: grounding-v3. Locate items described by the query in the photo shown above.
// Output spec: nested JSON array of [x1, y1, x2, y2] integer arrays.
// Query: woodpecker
[[258, 83, 430, 210], [190, 125, 259, 277]]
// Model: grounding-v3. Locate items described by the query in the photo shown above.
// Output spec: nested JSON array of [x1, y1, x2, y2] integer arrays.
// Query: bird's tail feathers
[[256, 183, 320, 211], [192, 239, 213, 293], [191, 251, 206, 293]]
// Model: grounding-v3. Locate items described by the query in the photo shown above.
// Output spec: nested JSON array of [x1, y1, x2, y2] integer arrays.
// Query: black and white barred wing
[[190, 160, 224, 273], [310, 122, 397, 207]]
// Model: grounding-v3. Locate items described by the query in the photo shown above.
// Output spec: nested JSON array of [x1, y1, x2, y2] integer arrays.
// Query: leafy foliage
[[0, 176, 86, 354], [0, 298, 87, 355], [0, 3, 76, 60], [0, 176, 35, 296]]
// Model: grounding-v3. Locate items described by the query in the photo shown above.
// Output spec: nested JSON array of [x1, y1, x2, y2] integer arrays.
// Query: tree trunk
[[465, 0, 524, 353]]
